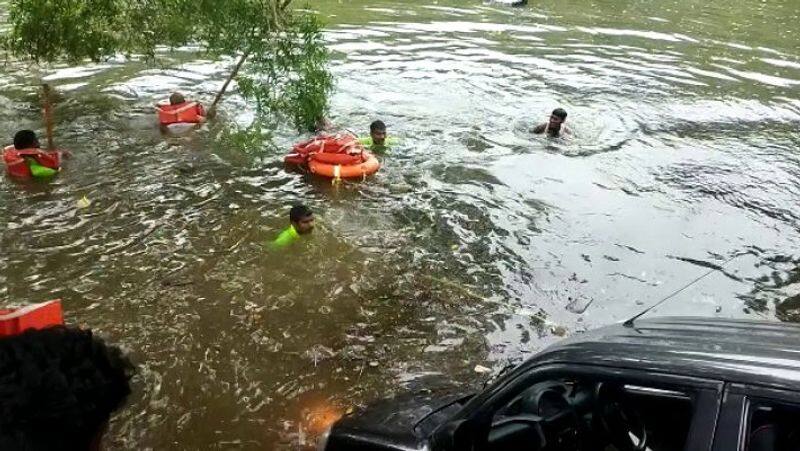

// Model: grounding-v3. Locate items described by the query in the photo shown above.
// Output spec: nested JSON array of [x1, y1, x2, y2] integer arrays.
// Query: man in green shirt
[[359, 120, 397, 151], [271, 205, 315, 248]]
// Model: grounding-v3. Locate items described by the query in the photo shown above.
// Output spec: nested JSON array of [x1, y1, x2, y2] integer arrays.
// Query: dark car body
[[321, 317, 800, 451]]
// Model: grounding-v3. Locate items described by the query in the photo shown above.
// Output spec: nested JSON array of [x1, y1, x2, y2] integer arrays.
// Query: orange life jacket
[[2, 145, 61, 178], [157, 101, 205, 125]]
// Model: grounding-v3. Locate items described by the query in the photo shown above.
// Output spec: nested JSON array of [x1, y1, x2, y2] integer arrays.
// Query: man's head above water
[[13, 129, 40, 150], [369, 120, 387, 146], [547, 108, 567, 134], [290, 204, 315, 235], [0, 326, 134, 451], [169, 92, 186, 105]]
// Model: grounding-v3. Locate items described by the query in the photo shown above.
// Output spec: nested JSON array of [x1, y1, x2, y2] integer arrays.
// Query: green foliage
[[168, 0, 335, 130], [238, 12, 334, 131], [3, 0, 125, 62], [2, 0, 334, 131]]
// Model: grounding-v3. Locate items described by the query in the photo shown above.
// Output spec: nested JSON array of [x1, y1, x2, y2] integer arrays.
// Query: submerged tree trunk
[[207, 50, 251, 119]]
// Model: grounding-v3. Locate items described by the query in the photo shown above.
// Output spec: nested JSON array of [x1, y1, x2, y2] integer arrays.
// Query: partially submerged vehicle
[[319, 317, 800, 450]]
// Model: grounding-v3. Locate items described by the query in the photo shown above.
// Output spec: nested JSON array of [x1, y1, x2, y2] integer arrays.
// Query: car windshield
[[487, 377, 695, 451]]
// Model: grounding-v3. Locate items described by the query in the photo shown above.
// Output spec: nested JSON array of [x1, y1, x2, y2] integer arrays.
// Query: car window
[[746, 399, 800, 451], [486, 376, 696, 451]]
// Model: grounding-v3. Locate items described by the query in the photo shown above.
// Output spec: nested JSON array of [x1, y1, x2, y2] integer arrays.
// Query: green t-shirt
[[271, 225, 300, 249], [358, 136, 398, 151], [26, 158, 58, 179]]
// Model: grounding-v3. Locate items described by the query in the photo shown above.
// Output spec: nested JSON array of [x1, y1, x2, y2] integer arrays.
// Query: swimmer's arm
[[532, 123, 546, 134]]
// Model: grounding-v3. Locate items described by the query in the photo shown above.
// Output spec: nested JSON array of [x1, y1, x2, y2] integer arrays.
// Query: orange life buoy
[[3, 145, 61, 178], [157, 101, 205, 125], [286, 134, 364, 165], [309, 152, 381, 179], [292, 133, 361, 156], [310, 151, 365, 166]]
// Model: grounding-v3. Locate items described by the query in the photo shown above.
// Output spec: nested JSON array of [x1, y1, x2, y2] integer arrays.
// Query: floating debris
[[76, 195, 92, 209]]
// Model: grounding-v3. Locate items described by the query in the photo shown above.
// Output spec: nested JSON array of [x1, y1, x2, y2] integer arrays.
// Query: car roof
[[528, 316, 800, 392]]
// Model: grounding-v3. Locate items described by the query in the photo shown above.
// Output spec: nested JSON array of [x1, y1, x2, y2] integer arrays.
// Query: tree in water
[[2, 0, 333, 132]]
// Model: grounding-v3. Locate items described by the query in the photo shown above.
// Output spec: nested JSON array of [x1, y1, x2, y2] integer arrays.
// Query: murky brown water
[[1, 0, 799, 448]]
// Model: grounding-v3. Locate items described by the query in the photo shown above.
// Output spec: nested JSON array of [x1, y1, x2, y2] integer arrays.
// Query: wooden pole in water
[[207, 49, 251, 120], [42, 83, 55, 150]]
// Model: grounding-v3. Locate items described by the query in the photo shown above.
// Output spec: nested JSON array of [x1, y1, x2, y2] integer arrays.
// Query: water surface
[[1, 0, 799, 448]]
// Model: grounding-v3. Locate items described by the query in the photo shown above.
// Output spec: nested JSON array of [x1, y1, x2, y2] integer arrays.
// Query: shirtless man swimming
[[533, 108, 570, 138]]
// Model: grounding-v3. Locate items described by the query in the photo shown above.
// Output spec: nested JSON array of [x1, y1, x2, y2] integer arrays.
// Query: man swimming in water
[[271, 204, 315, 249], [359, 120, 397, 151], [368, 120, 387, 146], [169, 92, 206, 123], [533, 108, 570, 137], [156, 92, 206, 132], [3, 130, 65, 178]]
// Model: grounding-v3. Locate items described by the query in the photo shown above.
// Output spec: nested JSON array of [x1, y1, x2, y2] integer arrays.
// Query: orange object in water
[[3, 145, 62, 178], [310, 151, 364, 166], [156, 101, 205, 125], [309, 151, 381, 179], [290, 133, 363, 159], [286, 134, 381, 179], [0, 300, 64, 338]]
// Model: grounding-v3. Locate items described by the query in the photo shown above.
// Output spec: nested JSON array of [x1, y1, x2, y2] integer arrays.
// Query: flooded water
[[1, 0, 800, 448]]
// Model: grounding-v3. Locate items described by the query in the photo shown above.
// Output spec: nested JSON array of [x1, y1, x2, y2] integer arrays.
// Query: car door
[[431, 363, 723, 451], [713, 383, 800, 451]]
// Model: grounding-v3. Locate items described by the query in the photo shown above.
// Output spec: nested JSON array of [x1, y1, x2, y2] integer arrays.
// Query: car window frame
[[434, 362, 723, 451], [716, 383, 800, 451]]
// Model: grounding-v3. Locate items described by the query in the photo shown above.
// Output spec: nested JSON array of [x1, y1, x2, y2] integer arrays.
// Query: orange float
[[309, 151, 381, 179], [0, 300, 64, 338], [286, 133, 381, 179]]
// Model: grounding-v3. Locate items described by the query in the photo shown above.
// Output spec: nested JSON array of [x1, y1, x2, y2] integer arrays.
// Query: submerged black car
[[319, 317, 800, 451]]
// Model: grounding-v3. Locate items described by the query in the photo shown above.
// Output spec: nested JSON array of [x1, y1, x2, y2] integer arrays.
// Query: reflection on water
[[1, 0, 799, 448]]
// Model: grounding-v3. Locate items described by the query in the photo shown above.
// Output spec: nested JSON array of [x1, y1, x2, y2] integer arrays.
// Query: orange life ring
[[310, 151, 364, 166], [309, 152, 380, 179]]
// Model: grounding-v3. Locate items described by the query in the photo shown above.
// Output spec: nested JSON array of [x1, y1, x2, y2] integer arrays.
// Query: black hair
[[169, 92, 186, 105], [0, 326, 134, 451], [290, 205, 313, 223], [13, 130, 39, 149], [370, 120, 386, 133], [552, 108, 568, 120]]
